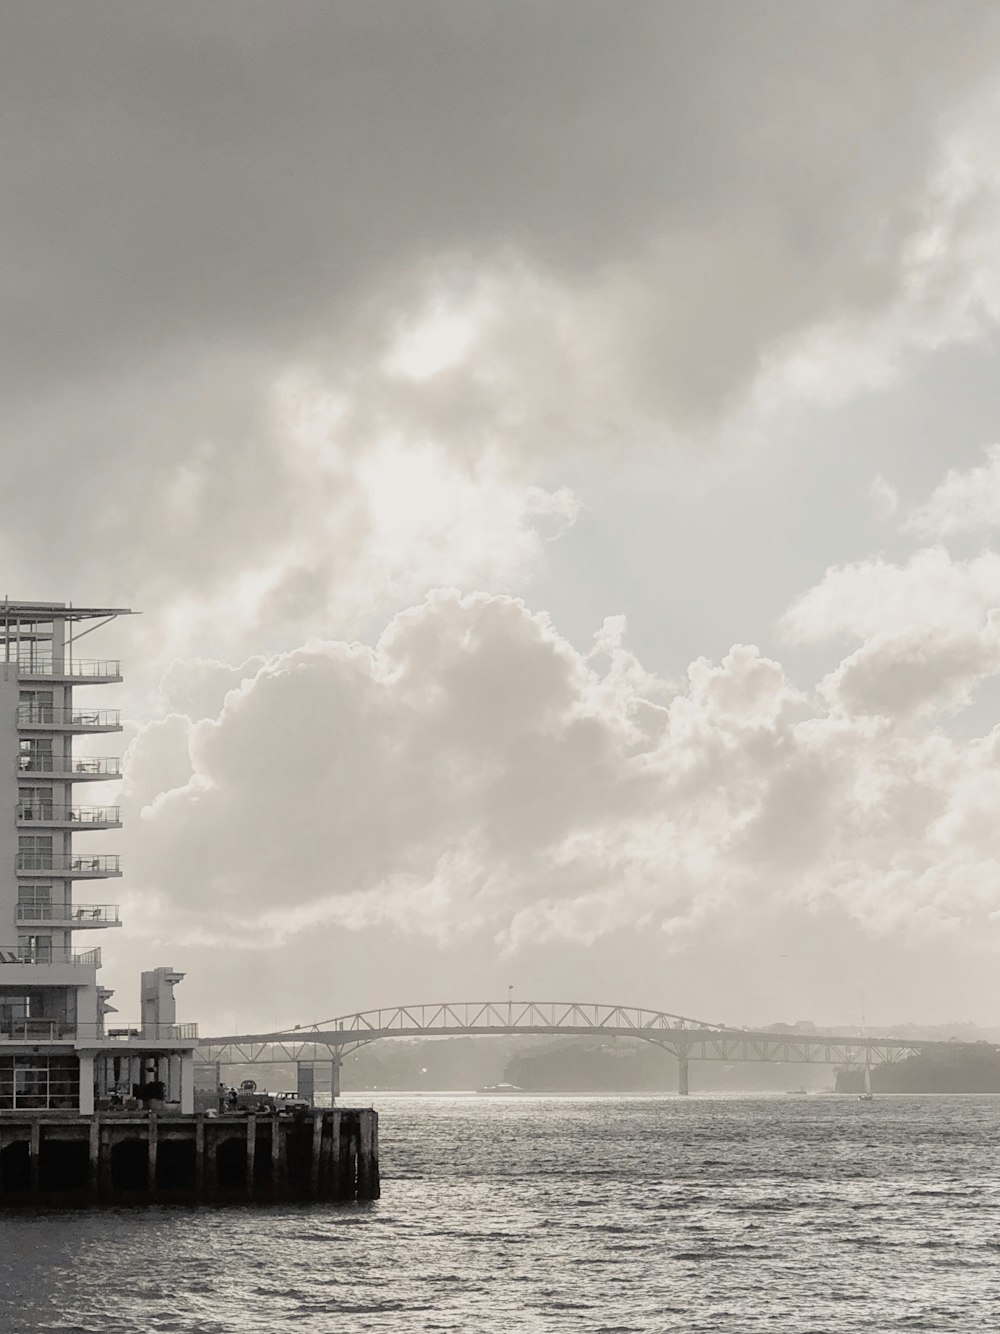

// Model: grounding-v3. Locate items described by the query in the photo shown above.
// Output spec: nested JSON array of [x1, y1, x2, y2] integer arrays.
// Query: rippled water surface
[[2, 1094, 999, 1332]]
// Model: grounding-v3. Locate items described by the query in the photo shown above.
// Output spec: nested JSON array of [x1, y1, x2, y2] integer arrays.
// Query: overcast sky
[[9, 1, 1000, 1032]]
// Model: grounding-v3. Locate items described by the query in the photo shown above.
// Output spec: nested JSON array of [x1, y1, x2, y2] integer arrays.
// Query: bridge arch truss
[[197, 1000, 950, 1077]]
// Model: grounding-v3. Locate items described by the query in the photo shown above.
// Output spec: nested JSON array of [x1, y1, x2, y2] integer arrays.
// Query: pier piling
[[677, 1054, 690, 1096], [0, 1108, 378, 1205]]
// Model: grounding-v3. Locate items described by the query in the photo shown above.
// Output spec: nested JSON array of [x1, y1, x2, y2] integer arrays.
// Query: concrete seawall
[[0, 1107, 378, 1203]]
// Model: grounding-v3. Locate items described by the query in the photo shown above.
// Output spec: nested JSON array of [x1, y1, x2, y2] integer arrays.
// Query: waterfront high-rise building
[[0, 601, 196, 1113]]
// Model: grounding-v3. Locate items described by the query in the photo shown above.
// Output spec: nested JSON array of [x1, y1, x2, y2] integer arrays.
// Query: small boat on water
[[858, 1059, 874, 1102], [476, 1082, 527, 1095], [857, 998, 875, 1101]]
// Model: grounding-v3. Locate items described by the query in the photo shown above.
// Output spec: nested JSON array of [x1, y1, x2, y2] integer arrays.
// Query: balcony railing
[[0, 946, 101, 966], [91, 1023, 200, 1042], [15, 659, 121, 678], [17, 706, 121, 729], [0, 1018, 75, 1041], [17, 756, 122, 778], [16, 853, 120, 875], [16, 803, 121, 825], [0, 1020, 197, 1042], [16, 903, 120, 924]]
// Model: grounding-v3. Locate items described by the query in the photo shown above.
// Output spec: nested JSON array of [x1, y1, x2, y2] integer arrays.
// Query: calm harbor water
[[2, 1093, 999, 1333]]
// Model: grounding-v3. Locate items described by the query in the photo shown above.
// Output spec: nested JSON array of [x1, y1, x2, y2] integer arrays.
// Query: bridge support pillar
[[677, 1054, 689, 1096], [330, 1050, 342, 1106], [296, 1061, 316, 1107]]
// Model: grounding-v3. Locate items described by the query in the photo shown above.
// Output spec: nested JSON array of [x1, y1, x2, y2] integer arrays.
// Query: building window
[[16, 935, 52, 963], [18, 738, 53, 773], [17, 886, 52, 923], [18, 787, 53, 821], [17, 835, 53, 871], [0, 1055, 79, 1110], [0, 996, 28, 1039], [18, 690, 54, 723]]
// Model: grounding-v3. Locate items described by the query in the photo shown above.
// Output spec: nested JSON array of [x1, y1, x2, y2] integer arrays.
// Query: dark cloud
[[2, 0, 996, 398], [3, 1, 998, 632]]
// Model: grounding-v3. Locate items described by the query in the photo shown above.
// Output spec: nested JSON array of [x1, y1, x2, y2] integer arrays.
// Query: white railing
[[16, 853, 120, 874], [0, 945, 101, 966], [15, 659, 121, 677], [0, 1019, 74, 1041], [17, 706, 121, 728], [16, 903, 120, 924], [96, 1023, 200, 1041], [0, 1019, 197, 1041], [16, 804, 121, 824], [17, 756, 122, 777]]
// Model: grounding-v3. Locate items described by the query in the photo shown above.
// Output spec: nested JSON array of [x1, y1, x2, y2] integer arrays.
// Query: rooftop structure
[[0, 600, 197, 1114]]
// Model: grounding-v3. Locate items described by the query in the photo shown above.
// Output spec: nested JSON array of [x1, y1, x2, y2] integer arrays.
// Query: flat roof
[[0, 601, 135, 624]]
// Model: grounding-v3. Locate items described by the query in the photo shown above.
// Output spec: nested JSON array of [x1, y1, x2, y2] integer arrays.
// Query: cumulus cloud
[[114, 592, 1000, 978], [781, 544, 1000, 717], [157, 656, 269, 723], [904, 442, 1000, 536], [70, 367, 584, 673], [819, 620, 1000, 718], [779, 547, 1000, 643]]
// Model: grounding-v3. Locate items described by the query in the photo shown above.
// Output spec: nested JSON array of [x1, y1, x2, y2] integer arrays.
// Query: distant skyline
[[7, 2, 1000, 1030]]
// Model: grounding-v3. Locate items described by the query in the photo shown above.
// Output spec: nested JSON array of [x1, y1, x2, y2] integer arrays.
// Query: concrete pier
[[0, 1108, 378, 1204], [677, 1054, 690, 1096]]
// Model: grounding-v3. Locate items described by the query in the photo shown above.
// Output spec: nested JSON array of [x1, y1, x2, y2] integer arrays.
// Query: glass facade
[[0, 1054, 79, 1109]]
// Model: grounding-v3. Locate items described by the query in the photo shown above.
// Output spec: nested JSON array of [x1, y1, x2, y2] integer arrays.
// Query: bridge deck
[[196, 1001, 982, 1068]]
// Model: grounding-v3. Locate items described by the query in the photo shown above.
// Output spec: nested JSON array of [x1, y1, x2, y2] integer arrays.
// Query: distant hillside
[[504, 1040, 673, 1092], [504, 1039, 830, 1093], [836, 1044, 1000, 1094]]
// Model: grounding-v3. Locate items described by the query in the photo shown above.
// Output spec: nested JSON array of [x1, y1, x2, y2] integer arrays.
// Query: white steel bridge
[[197, 1000, 979, 1095]]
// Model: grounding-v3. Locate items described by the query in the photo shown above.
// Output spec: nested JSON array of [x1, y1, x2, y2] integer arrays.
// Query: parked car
[[271, 1091, 311, 1112]]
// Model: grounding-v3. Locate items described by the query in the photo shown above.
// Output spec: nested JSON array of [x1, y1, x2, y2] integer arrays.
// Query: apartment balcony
[[17, 705, 121, 733], [0, 945, 101, 967], [17, 755, 122, 782], [16, 853, 121, 879], [16, 803, 122, 830], [16, 658, 122, 683], [16, 903, 121, 930]]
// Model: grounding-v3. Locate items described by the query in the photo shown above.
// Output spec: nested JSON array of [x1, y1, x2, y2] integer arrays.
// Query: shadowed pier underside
[[0, 1107, 378, 1203]]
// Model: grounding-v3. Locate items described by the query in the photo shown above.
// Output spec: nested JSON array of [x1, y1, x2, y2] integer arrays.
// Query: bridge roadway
[[197, 1001, 985, 1095]]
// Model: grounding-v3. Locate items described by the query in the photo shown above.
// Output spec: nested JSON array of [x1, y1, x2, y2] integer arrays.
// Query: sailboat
[[857, 992, 874, 1101], [858, 1053, 874, 1102]]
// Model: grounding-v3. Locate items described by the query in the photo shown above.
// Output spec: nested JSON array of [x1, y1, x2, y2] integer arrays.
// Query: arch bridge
[[197, 1000, 972, 1096]]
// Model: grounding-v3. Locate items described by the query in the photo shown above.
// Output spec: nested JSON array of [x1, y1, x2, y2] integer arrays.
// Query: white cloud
[[819, 619, 1000, 718], [116, 593, 1000, 984], [905, 442, 1000, 537], [157, 657, 268, 722], [869, 475, 899, 521], [779, 547, 1000, 644], [738, 81, 1000, 441]]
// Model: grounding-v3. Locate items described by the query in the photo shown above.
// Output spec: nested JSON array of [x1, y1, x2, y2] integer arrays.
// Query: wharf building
[[0, 601, 378, 1204], [0, 601, 197, 1116]]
